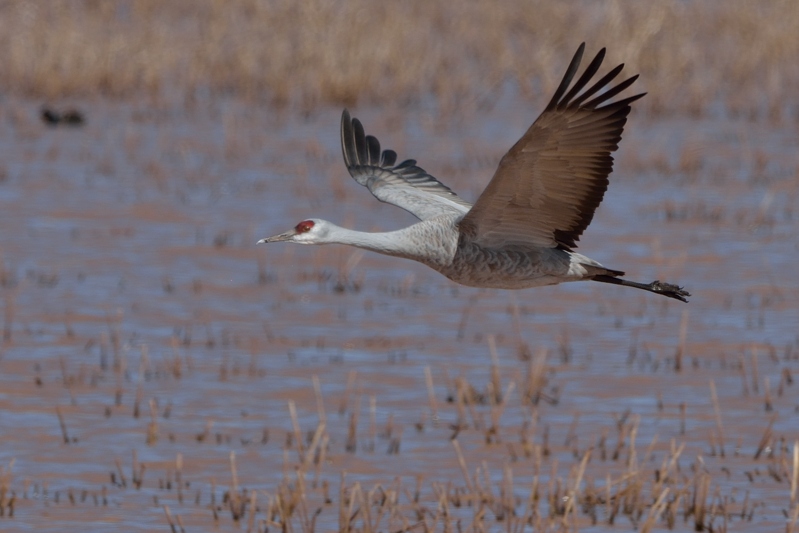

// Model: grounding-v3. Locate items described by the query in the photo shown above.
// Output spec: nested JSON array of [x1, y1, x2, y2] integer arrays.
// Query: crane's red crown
[[295, 220, 315, 233]]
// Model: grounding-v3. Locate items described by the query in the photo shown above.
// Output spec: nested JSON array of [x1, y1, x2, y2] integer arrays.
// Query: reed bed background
[[1, 0, 798, 118]]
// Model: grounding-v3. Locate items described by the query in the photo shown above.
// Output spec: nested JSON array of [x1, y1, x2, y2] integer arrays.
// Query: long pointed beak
[[257, 229, 296, 244]]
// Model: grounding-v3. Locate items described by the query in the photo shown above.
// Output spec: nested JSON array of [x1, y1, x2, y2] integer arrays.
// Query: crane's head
[[257, 219, 329, 245]]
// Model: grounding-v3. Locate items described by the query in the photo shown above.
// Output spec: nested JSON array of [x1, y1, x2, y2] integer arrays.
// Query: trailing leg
[[592, 275, 690, 302]]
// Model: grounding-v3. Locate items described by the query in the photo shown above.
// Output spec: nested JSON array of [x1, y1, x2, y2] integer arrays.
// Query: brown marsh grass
[[2, 0, 799, 117]]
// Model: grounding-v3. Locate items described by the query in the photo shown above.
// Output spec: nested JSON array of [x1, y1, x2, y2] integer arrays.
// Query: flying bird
[[259, 43, 689, 302]]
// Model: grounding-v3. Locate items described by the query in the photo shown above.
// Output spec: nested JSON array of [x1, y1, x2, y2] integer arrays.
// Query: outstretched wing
[[459, 43, 644, 251], [341, 110, 472, 220]]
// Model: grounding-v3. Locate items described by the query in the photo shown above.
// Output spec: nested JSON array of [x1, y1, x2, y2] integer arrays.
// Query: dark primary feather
[[459, 43, 645, 252], [340, 110, 472, 218]]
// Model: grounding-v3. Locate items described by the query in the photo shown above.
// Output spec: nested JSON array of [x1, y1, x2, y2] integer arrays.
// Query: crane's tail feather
[[592, 274, 690, 303]]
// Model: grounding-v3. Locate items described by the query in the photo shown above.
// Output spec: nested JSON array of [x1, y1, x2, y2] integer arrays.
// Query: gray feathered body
[[403, 216, 607, 290]]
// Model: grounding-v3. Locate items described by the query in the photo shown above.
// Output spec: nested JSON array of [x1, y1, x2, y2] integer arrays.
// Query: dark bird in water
[[41, 106, 85, 127]]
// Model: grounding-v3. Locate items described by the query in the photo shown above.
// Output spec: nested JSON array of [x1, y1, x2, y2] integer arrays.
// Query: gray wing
[[459, 43, 644, 251], [341, 110, 472, 220]]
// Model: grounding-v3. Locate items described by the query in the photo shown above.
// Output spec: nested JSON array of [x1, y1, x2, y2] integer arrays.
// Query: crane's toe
[[650, 281, 690, 302]]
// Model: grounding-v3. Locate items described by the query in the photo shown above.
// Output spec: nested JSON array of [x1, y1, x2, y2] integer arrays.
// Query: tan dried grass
[[2, 0, 798, 116]]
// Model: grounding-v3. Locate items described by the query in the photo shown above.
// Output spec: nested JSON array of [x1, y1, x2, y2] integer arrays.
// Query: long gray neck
[[322, 222, 455, 267]]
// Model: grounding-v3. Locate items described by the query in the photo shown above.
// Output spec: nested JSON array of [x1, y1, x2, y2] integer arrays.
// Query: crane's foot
[[649, 280, 690, 302], [591, 275, 690, 302]]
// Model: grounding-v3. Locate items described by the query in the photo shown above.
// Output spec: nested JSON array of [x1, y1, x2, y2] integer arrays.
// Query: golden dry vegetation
[[1, 0, 798, 117]]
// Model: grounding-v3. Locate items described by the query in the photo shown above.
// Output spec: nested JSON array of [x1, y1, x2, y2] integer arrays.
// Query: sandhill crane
[[259, 44, 689, 302]]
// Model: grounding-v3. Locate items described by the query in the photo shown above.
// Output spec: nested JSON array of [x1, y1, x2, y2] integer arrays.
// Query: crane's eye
[[295, 220, 315, 233]]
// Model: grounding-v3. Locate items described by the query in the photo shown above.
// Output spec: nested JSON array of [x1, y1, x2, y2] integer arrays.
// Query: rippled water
[[0, 96, 797, 531]]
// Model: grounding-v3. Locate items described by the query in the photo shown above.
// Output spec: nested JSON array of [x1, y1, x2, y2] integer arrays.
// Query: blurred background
[[1, 1, 798, 531], [2, 0, 799, 116]]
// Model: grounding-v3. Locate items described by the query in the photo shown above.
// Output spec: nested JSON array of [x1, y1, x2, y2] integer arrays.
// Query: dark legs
[[592, 275, 690, 302]]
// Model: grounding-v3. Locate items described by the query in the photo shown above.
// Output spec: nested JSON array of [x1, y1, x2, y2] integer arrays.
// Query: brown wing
[[459, 43, 644, 251]]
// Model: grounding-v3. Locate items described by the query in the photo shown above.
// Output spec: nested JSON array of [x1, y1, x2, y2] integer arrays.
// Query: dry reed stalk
[[654, 442, 685, 496], [302, 421, 326, 472], [738, 352, 750, 396], [477, 461, 494, 507], [643, 434, 659, 468], [545, 458, 560, 516], [367, 485, 389, 532], [281, 447, 292, 486], [312, 375, 326, 425], [344, 480, 361, 533], [112, 338, 124, 406], [764, 376, 773, 411], [455, 376, 483, 430], [314, 434, 329, 488], [789, 505, 799, 533], [692, 472, 711, 530], [456, 294, 478, 340], [246, 489, 257, 533], [488, 381, 515, 444], [564, 414, 580, 449], [163, 504, 178, 533], [246, 337, 258, 378], [754, 415, 777, 460], [424, 366, 439, 421], [641, 487, 670, 533], [55, 405, 70, 444], [168, 336, 184, 379], [58, 357, 78, 406], [133, 356, 144, 419], [451, 440, 474, 493], [791, 441, 799, 507], [346, 395, 361, 453], [132, 449, 144, 489], [751, 345, 761, 394], [227, 451, 248, 522], [675, 309, 689, 372], [520, 410, 538, 458], [114, 458, 127, 488], [626, 416, 640, 470], [779, 367, 794, 397], [453, 377, 467, 428], [525, 348, 548, 404], [175, 452, 183, 503], [141, 343, 150, 375], [340, 370, 357, 415], [368, 395, 376, 452], [288, 400, 305, 461], [293, 470, 313, 533], [596, 429, 608, 460], [679, 402, 686, 435], [230, 450, 239, 494], [341, 249, 365, 289], [147, 398, 158, 445], [709, 380, 725, 456], [562, 449, 591, 528], [2, 291, 13, 342], [175, 514, 186, 533], [487, 335, 502, 404]]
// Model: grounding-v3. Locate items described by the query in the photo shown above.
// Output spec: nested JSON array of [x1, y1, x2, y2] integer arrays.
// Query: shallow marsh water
[[0, 95, 797, 531]]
